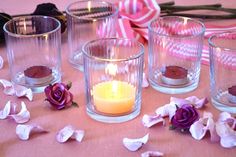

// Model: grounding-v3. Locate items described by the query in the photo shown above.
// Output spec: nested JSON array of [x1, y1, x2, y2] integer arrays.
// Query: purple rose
[[44, 83, 73, 110], [171, 104, 199, 131]]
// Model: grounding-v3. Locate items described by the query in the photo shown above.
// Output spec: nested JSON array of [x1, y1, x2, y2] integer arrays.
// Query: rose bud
[[171, 104, 199, 131], [44, 83, 75, 110], [32, 3, 66, 33], [0, 13, 12, 43]]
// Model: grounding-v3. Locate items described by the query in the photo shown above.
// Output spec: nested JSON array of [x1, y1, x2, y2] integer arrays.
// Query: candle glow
[[92, 63, 136, 115]]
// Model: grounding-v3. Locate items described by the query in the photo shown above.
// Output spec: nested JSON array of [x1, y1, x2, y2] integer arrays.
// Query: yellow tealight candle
[[92, 80, 136, 115]]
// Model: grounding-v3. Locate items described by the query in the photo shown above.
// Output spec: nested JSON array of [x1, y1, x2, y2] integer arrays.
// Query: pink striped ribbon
[[203, 24, 236, 65], [205, 24, 236, 39], [116, 0, 160, 42], [116, 0, 236, 65]]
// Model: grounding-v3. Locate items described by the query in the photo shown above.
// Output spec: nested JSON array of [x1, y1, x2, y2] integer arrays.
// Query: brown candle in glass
[[228, 85, 236, 104], [161, 66, 188, 86], [24, 65, 52, 85]]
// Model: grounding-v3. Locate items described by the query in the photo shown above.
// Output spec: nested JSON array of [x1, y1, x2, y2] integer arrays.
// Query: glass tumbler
[[148, 16, 205, 94], [209, 31, 236, 113], [83, 38, 144, 123], [4, 16, 61, 93], [66, 0, 118, 71]]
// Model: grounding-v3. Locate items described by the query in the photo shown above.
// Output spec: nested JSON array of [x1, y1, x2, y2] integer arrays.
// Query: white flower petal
[[56, 125, 85, 143], [0, 79, 12, 88], [0, 101, 11, 119], [190, 112, 219, 141], [155, 102, 177, 120], [208, 117, 220, 142], [190, 120, 207, 140], [142, 114, 165, 128], [141, 151, 164, 157], [3, 87, 15, 95], [170, 97, 189, 107], [218, 112, 232, 122], [16, 124, 47, 140], [13, 84, 33, 101], [185, 96, 208, 109], [142, 73, 149, 88], [0, 101, 30, 123], [9, 102, 30, 123], [0, 55, 3, 69], [73, 130, 85, 142], [170, 96, 208, 109], [123, 134, 149, 151], [56, 125, 74, 143], [216, 122, 236, 148], [0, 79, 33, 101], [216, 112, 236, 148]]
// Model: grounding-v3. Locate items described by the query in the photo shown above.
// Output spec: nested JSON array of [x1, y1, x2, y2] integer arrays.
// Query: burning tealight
[[161, 66, 188, 86], [83, 38, 144, 123], [24, 66, 53, 85], [228, 86, 236, 104], [92, 80, 135, 115]]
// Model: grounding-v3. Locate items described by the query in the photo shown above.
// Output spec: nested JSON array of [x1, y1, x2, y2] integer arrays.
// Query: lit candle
[[24, 65, 52, 85], [161, 66, 188, 85], [228, 85, 236, 104], [92, 80, 135, 114]]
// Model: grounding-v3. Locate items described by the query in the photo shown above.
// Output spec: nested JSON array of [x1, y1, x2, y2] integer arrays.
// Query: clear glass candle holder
[[209, 31, 236, 113], [4, 16, 61, 93], [148, 16, 205, 94], [83, 38, 144, 123], [66, 0, 118, 71]]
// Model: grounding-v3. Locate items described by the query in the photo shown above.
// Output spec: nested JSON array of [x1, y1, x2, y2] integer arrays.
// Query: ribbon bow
[[116, 0, 160, 43]]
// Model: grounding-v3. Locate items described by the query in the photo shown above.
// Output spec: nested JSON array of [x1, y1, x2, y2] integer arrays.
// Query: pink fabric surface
[[0, 0, 236, 157]]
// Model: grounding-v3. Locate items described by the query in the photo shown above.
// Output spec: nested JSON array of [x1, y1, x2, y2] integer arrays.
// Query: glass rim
[[65, 0, 118, 21], [82, 38, 144, 62], [3, 15, 61, 38], [208, 31, 236, 51], [148, 16, 205, 38]]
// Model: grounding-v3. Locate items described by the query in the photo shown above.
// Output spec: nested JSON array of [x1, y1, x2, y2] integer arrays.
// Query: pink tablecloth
[[0, 0, 236, 157]]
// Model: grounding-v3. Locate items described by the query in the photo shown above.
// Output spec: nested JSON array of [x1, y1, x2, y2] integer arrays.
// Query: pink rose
[[44, 83, 74, 110]]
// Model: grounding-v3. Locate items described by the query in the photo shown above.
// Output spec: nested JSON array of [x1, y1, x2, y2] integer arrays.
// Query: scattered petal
[[185, 96, 208, 108], [13, 84, 33, 101], [170, 96, 208, 109], [218, 112, 232, 122], [0, 101, 11, 119], [73, 130, 85, 142], [0, 101, 30, 123], [56, 125, 85, 143], [16, 124, 47, 140], [155, 102, 177, 120], [0, 79, 33, 101], [142, 73, 149, 88], [216, 112, 236, 148], [190, 112, 219, 142], [0, 79, 12, 88], [141, 151, 164, 157], [216, 123, 236, 148], [9, 102, 30, 123], [190, 120, 206, 140], [56, 125, 74, 143], [123, 133, 149, 151], [0, 56, 3, 69], [142, 114, 165, 128]]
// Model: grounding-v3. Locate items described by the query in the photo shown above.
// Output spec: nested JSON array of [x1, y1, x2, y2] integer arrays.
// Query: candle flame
[[183, 17, 188, 25], [162, 38, 167, 47], [105, 63, 117, 76], [23, 21, 27, 32], [44, 35, 48, 40], [88, 1, 91, 12], [112, 81, 118, 95]]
